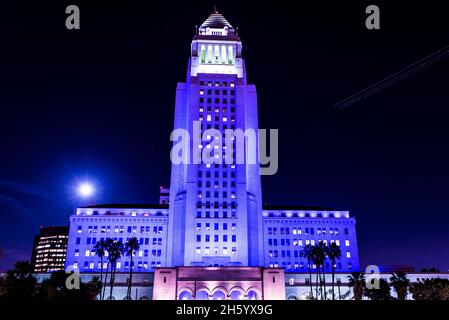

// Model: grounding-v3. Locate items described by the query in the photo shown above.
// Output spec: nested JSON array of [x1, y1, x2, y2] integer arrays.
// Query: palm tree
[[365, 278, 392, 300], [107, 240, 124, 300], [301, 244, 315, 300], [125, 237, 140, 300], [101, 238, 114, 300], [327, 242, 342, 300], [93, 239, 107, 300], [318, 241, 329, 300], [312, 243, 326, 299], [390, 271, 410, 300], [348, 272, 365, 300]]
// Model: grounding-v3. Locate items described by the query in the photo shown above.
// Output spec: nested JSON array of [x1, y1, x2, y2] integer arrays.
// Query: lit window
[[85, 250, 90, 257], [221, 45, 227, 64], [228, 46, 234, 64], [207, 115, 211, 121], [205, 247, 210, 254], [200, 90, 204, 95], [207, 45, 213, 63], [200, 45, 206, 63], [345, 240, 350, 246], [346, 251, 351, 258], [196, 247, 201, 254]]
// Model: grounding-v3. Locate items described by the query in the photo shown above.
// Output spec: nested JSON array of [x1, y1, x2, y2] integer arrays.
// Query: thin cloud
[[0, 179, 53, 199]]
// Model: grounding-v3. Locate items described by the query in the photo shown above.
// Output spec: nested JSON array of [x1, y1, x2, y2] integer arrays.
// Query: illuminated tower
[[167, 11, 263, 267]]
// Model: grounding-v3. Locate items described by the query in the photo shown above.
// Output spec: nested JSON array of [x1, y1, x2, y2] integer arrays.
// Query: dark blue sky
[[1, 1, 449, 271]]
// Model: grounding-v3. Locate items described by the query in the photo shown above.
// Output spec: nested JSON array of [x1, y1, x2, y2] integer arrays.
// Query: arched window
[[229, 290, 244, 300], [179, 290, 193, 300], [247, 290, 259, 300], [196, 290, 209, 300], [212, 290, 226, 300]]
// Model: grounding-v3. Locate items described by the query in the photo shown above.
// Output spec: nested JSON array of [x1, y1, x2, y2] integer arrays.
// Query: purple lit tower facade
[[64, 12, 360, 299], [167, 12, 263, 267]]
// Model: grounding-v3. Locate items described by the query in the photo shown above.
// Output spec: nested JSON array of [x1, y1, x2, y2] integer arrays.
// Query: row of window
[[270, 262, 353, 270], [196, 234, 237, 243], [196, 211, 237, 219], [199, 81, 235, 87], [199, 115, 235, 123], [74, 237, 163, 246], [199, 97, 235, 105], [73, 261, 162, 270], [196, 222, 236, 231], [200, 89, 235, 96], [267, 239, 351, 247], [267, 227, 349, 235], [195, 246, 237, 255], [77, 225, 164, 234], [196, 201, 237, 209], [77, 249, 162, 258], [198, 171, 236, 179], [267, 249, 352, 258], [199, 106, 235, 114], [198, 123, 236, 131], [198, 180, 236, 188], [199, 45, 234, 65]]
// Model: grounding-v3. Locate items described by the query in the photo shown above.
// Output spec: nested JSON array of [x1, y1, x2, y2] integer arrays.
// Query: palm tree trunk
[[99, 256, 104, 300], [102, 261, 110, 300], [128, 256, 133, 300], [315, 268, 319, 299], [109, 263, 115, 300], [308, 261, 313, 300], [322, 265, 327, 300], [331, 263, 335, 300], [318, 267, 323, 300], [338, 282, 341, 300]]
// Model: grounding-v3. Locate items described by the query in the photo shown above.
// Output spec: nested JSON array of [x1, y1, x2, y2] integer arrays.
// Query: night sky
[[1, 1, 449, 271]]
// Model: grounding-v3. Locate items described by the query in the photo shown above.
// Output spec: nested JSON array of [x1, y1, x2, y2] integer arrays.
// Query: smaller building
[[31, 226, 69, 273], [159, 186, 169, 205]]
